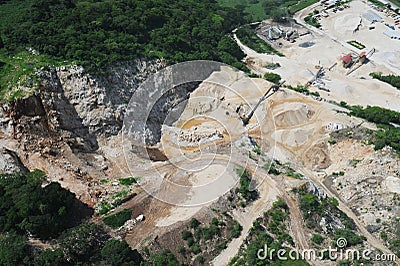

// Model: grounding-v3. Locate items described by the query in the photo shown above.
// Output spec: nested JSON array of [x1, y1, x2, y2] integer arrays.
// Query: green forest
[[0, 170, 183, 265], [0, 0, 248, 72]]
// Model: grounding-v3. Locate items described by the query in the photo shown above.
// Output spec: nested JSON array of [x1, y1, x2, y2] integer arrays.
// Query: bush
[[334, 229, 366, 247], [195, 255, 205, 263], [304, 14, 321, 28], [148, 249, 179, 266], [103, 209, 131, 229], [286, 85, 309, 94], [182, 230, 193, 240], [189, 218, 200, 229], [229, 220, 243, 238], [311, 233, 324, 244], [0, 232, 30, 265], [189, 244, 201, 254], [118, 177, 138, 186], [263, 72, 281, 84], [101, 239, 138, 266], [236, 168, 258, 202]]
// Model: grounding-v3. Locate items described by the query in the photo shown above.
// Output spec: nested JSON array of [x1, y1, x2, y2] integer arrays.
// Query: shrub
[[189, 218, 200, 229], [118, 177, 138, 186], [182, 230, 193, 240], [103, 209, 131, 229], [263, 72, 281, 84], [311, 233, 324, 244], [189, 244, 201, 254]]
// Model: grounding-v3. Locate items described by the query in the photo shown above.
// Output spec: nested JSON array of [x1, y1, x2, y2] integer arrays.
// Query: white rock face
[[0, 60, 163, 152], [0, 148, 28, 174], [383, 176, 400, 193]]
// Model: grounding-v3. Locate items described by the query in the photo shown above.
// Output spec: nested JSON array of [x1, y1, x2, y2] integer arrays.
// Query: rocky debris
[[0, 148, 28, 174], [143, 82, 202, 145], [302, 141, 331, 170], [319, 212, 345, 234], [178, 129, 223, 145], [367, 224, 381, 233], [165, 126, 223, 147], [306, 181, 327, 199]]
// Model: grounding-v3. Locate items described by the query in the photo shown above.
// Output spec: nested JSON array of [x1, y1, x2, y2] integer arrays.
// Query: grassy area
[[236, 25, 284, 56], [96, 189, 131, 215], [219, 0, 318, 20], [0, 50, 66, 102], [289, 0, 319, 14], [103, 209, 132, 229], [118, 176, 140, 186], [218, 0, 269, 21]]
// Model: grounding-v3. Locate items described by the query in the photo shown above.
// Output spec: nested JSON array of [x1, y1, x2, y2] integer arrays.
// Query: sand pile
[[274, 103, 315, 127]]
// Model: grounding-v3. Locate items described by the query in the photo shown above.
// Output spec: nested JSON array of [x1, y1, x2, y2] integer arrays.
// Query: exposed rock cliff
[[0, 59, 164, 152]]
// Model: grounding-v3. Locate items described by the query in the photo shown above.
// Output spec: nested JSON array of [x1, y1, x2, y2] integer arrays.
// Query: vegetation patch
[[118, 176, 140, 186], [180, 216, 242, 264], [229, 199, 309, 265], [305, 12, 321, 28], [347, 40, 366, 50], [95, 189, 134, 215], [236, 25, 284, 56], [263, 72, 281, 84], [0, 50, 65, 102], [145, 249, 179, 266], [265, 62, 281, 69], [235, 168, 259, 203], [370, 72, 400, 89], [103, 209, 132, 229], [0, 170, 77, 239], [262, 159, 281, 175], [0, 169, 143, 265], [294, 185, 363, 240], [332, 103, 400, 156], [286, 84, 311, 95], [218, 0, 302, 21], [284, 163, 304, 179], [289, 0, 320, 14]]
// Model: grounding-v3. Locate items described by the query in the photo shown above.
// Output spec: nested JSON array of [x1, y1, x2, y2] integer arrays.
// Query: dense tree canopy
[[1, 0, 248, 71], [0, 170, 76, 239]]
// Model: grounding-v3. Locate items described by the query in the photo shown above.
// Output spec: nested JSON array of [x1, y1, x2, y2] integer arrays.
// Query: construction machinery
[[305, 66, 331, 92], [346, 48, 375, 75], [242, 81, 285, 125]]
